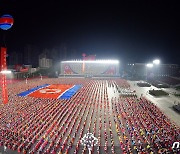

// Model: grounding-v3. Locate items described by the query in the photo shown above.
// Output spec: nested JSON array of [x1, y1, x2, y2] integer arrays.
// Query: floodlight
[[0, 70, 12, 74], [153, 59, 160, 65], [146, 63, 153, 68], [61, 60, 119, 64]]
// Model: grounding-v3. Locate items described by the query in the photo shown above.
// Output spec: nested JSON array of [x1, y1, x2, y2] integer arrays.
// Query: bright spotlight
[[0, 70, 12, 74], [61, 60, 119, 64], [146, 63, 153, 68], [153, 59, 160, 65]]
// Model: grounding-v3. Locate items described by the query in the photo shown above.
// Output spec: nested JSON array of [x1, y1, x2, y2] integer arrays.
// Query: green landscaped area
[[149, 89, 169, 96]]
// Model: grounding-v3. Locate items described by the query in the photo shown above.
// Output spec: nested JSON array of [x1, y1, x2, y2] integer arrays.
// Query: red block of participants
[[2, 75, 8, 104]]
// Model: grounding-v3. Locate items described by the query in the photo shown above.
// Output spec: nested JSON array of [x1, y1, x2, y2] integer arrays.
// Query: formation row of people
[[111, 95, 179, 153]]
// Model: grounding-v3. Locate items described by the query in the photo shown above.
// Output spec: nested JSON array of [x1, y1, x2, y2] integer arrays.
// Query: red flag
[[83, 55, 96, 60]]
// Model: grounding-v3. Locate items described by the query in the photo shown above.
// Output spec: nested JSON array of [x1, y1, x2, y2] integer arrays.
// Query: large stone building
[[39, 52, 52, 68]]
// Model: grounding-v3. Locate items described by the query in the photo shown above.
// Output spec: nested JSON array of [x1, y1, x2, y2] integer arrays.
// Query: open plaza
[[0, 76, 180, 154]]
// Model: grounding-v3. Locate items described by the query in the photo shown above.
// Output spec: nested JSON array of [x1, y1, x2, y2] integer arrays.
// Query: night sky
[[0, 0, 180, 64]]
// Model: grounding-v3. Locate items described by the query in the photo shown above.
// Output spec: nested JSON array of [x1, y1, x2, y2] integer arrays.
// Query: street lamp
[[153, 59, 160, 78], [146, 63, 153, 80], [24, 74, 28, 84], [153, 59, 160, 65], [39, 73, 42, 80]]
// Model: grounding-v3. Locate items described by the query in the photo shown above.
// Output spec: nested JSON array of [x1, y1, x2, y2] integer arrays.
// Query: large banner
[[29, 84, 73, 99], [18, 84, 82, 99], [0, 47, 7, 70], [64, 64, 73, 74], [0, 47, 8, 104]]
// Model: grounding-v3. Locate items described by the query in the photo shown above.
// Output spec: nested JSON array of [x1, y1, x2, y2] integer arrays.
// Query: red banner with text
[[0, 47, 7, 70], [0, 47, 8, 104]]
